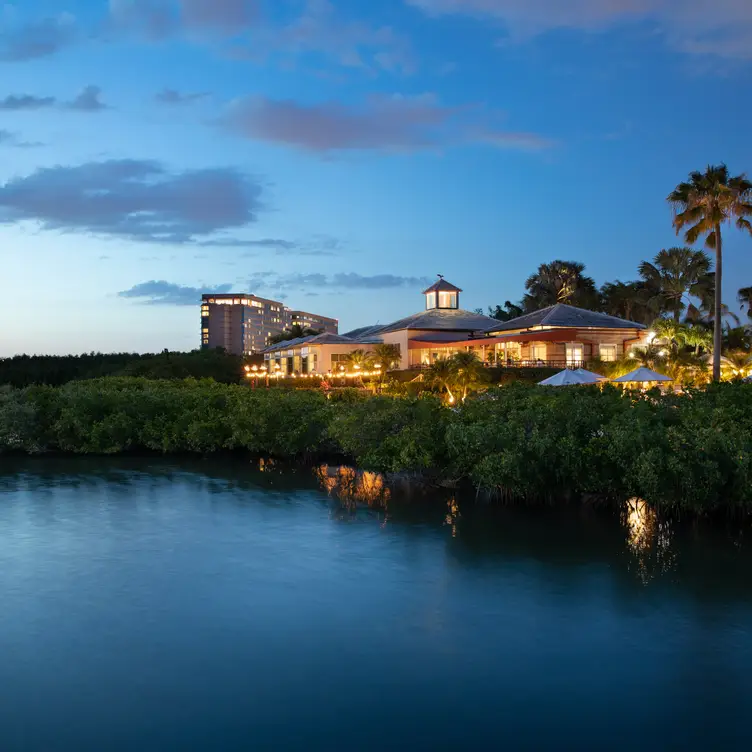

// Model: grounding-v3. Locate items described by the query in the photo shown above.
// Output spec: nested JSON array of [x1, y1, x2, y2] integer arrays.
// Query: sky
[[1, 0, 751, 355]]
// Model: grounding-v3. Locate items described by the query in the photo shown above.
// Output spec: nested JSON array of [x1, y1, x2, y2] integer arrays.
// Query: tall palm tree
[[523, 260, 600, 312], [668, 164, 752, 380], [638, 247, 712, 321], [651, 317, 688, 353], [487, 301, 524, 321], [738, 286, 752, 320], [600, 280, 653, 324]]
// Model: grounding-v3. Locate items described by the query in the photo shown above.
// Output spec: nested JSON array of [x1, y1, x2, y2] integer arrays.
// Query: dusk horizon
[[2, 0, 751, 356]]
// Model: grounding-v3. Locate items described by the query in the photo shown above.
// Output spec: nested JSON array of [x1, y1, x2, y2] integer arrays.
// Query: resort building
[[261, 277, 651, 374], [201, 294, 337, 355]]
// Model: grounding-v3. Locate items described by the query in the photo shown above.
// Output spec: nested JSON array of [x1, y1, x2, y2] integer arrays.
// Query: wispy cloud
[[244, 271, 431, 292], [118, 279, 233, 305], [223, 93, 550, 153], [155, 88, 210, 105], [406, 0, 752, 60], [196, 235, 344, 256], [0, 129, 42, 148], [230, 0, 415, 74], [0, 94, 55, 110], [0, 88, 110, 112], [0, 14, 77, 62], [0, 159, 264, 244]]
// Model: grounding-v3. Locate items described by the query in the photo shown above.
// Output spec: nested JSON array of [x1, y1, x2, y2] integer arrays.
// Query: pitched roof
[[262, 331, 373, 354], [612, 367, 672, 383], [485, 303, 647, 333], [342, 324, 384, 340], [422, 277, 462, 294], [378, 307, 498, 334]]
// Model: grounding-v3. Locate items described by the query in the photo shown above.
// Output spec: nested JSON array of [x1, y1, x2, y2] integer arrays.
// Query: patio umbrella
[[538, 369, 601, 386], [573, 368, 607, 382], [612, 367, 672, 384]]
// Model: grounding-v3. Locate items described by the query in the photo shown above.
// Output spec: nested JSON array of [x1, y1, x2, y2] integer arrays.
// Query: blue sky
[[1, 0, 751, 355]]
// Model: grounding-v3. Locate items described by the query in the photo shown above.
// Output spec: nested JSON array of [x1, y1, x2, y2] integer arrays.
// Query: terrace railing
[[409, 359, 594, 370]]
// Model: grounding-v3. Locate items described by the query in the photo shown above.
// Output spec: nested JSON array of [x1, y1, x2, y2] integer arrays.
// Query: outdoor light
[[659, 350, 667, 357], [244, 365, 251, 372], [251, 365, 258, 372], [647, 331, 656, 343]]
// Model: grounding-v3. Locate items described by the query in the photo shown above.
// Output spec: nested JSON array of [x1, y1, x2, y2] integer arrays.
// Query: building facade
[[261, 277, 651, 375], [201, 294, 337, 355]]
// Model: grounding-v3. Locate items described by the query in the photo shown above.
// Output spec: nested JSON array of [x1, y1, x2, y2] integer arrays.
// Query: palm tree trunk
[[713, 224, 723, 382]]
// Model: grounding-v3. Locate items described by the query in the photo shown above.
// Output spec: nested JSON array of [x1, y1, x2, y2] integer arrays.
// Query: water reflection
[[313, 465, 391, 508], [623, 498, 676, 584], [444, 497, 460, 537]]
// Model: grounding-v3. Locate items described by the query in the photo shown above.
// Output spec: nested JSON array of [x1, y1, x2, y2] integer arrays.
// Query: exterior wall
[[201, 294, 334, 355], [378, 330, 410, 370], [287, 310, 338, 335]]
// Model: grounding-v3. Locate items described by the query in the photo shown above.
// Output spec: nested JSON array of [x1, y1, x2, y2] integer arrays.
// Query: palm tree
[[449, 351, 486, 403], [721, 350, 752, 379], [426, 357, 456, 404], [651, 317, 688, 353], [523, 260, 600, 312], [629, 343, 667, 370], [638, 247, 712, 321], [371, 343, 401, 373], [600, 280, 653, 324], [682, 324, 713, 355], [668, 164, 752, 380], [724, 326, 752, 352], [738, 286, 752, 320], [487, 301, 524, 321], [344, 349, 374, 372], [268, 323, 322, 345]]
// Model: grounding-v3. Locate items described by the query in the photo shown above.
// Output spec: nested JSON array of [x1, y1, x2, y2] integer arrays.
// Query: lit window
[[600, 344, 617, 362], [425, 292, 437, 309], [438, 291, 457, 308], [566, 343, 584, 366], [531, 344, 546, 361]]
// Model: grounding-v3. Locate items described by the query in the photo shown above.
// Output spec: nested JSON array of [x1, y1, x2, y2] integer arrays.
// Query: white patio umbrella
[[538, 369, 602, 386], [612, 367, 672, 384], [573, 368, 607, 382]]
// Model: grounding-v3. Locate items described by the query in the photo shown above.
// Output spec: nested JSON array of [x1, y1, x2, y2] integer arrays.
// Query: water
[[0, 458, 751, 751]]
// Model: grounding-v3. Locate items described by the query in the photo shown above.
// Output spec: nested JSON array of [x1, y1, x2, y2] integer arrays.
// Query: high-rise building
[[200, 294, 338, 355]]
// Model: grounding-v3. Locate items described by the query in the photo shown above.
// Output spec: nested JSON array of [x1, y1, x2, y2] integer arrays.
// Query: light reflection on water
[[313, 464, 392, 507], [623, 498, 677, 584]]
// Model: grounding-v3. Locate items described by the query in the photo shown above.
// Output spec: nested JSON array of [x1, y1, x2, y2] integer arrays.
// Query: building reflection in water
[[623, 498, 676, 584], [313, 465, 391, 509]]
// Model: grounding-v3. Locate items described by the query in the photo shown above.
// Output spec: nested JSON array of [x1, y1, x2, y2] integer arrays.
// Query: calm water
[[0, 458, 751, 751]]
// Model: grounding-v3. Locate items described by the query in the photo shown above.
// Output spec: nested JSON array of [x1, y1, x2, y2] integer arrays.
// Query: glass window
[[566, 343, 584, 366], [438, 291, 457, 309], [600, 344, 617, 362], [531, 344, 547, 361], [425, 292, 437, 309]]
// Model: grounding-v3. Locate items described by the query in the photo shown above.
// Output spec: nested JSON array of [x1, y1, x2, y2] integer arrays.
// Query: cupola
[[422, 275, 462, 310]]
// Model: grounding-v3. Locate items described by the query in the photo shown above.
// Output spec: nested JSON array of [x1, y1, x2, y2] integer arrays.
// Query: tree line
[[0, 349, 244, 389]]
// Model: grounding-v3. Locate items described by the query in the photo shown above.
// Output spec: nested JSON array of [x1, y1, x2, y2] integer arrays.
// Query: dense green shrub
[[2, 377, 752, 513]]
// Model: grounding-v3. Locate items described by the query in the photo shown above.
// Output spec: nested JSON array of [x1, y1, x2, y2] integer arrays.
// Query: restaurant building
[[261, 277, 650, 374]]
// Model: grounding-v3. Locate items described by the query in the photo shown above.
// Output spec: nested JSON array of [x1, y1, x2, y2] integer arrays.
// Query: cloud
[[405, 0, 752, 59], [232, 0, 414, 74], [196, 235, 344, 255], [109, 0, 260, 37], [155, 88, 209, 104], [223, 93, 550, 153], [0, 94, 56, 110], [0, 159, 264, 244], [0, 129, 42, 148], [118, 279, 233, 305], [0, 15, 77, 61], [244, 271, 431, 292], [67, 85, 110, 112]]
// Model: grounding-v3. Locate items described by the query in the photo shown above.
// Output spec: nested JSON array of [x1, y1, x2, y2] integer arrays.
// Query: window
[[566, 343, 584, 366], [600, 344, 617, 362], [531, 344, 547, 362], [438, 291, 458, 309], [425, 292, 437, 309]]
